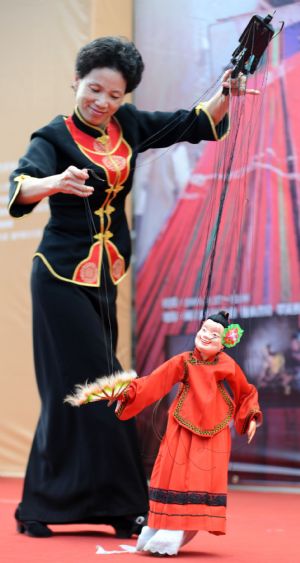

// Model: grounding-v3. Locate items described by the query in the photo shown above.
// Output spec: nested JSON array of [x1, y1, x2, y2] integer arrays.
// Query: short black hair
[[75, 36, 144, 93], [207, 310, 230, 328]]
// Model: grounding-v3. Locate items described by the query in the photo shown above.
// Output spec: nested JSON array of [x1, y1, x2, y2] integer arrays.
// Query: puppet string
[[83, 197, 114, 376]]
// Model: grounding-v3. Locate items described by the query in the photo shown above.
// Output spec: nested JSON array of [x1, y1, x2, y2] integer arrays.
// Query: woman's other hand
[[53, 166, 94, 197], [14, 166, 94, 205]]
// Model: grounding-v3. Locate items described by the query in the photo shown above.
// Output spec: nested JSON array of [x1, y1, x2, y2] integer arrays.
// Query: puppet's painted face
[[194, 319, 224, 358]]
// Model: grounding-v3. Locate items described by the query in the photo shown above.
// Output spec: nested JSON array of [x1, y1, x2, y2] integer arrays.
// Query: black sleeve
[[121, 104, 229, 153], [8, 136, 57, 218]]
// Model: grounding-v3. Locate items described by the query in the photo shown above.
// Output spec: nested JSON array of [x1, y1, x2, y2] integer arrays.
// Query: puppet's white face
[[194, 319, 224, 358]]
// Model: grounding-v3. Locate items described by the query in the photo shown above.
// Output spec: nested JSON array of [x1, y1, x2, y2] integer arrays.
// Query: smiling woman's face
[[194, 319, 224, 359], [73, 67, 126, 128]]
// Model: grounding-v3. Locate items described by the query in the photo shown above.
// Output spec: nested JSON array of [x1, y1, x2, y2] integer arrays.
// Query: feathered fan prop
[[64, 370, 137, 406]]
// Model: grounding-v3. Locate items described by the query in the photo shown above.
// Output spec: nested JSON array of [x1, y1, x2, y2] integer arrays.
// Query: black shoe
[[114, 515, 147, 538], [15, 508, 52, 538], [130, 515, 147, 536]]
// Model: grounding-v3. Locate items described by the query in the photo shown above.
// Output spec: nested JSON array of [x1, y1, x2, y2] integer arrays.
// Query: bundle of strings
[[64, 370, 137, 406], [199, 70, 269, 323], [135, 61, 270, 376], [147, 73, 267, 445]]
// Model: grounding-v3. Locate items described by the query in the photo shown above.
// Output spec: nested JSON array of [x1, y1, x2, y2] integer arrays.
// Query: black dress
[[8, 103, 228, 526]]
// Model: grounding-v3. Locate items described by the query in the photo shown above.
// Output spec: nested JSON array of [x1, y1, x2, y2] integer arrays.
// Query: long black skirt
[[18, 257, 149, 524]]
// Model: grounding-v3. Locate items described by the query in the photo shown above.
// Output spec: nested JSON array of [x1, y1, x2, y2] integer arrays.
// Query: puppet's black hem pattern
[[149, 487, 227, 507], [150, 509, 226, 520]]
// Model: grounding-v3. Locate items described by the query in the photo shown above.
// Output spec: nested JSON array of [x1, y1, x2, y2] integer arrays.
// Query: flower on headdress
[[222, 324, 244, 348]]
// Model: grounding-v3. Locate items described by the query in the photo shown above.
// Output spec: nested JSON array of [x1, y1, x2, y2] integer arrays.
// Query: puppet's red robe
[[116, 349, 262, 535]]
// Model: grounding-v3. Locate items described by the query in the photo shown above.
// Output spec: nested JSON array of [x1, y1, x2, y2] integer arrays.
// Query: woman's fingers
[[67, 166, 90, 180], [58, 166, 94, 196], [68, 184, 94, 197], [245, 88, 260, 95], [222, 71, 260, 96]]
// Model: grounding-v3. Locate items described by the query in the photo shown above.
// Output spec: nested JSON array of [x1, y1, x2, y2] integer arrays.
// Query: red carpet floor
[[1, 477, 298, 562]]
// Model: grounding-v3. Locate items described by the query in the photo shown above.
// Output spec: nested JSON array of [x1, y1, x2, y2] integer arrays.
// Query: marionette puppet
[[65, 310, 262, 556]]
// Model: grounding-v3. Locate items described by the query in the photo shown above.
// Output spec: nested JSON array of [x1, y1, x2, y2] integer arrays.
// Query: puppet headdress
[[207, 310, 243, 348]]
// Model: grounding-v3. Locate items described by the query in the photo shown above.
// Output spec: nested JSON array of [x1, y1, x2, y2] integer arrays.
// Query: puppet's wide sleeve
[[228, 362, 263, 435], [115, 354, 184, 420]]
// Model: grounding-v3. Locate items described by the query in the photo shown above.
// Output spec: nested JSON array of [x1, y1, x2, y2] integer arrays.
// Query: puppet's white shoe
[[143, 529, 185, 556], [136, 526, 157, 551]]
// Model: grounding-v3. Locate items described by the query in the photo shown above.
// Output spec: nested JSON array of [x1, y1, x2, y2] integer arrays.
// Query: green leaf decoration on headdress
[[222, 324, 244, 348]]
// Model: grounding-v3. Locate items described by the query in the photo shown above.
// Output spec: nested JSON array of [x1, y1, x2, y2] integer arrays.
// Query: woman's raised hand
[[221, 69, 260, 96]]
